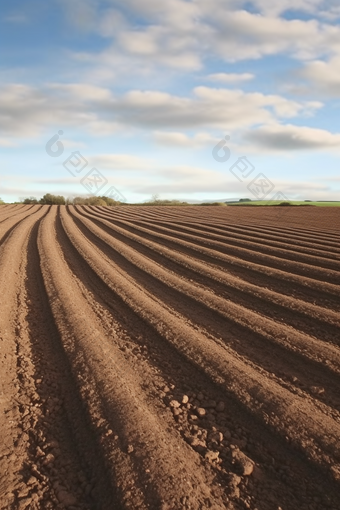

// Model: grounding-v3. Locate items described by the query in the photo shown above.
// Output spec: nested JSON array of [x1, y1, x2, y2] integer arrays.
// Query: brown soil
[[0, 204, 340, 510]]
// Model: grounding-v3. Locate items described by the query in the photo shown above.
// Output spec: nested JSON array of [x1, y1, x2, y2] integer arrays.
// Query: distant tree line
[[145, 199, 189, 206], [70, 196, 120, 206], [22, 194, 65, 205], [21, 194, 122, 206], [199, 202, 227, 206], [143, 194, 189, 206]]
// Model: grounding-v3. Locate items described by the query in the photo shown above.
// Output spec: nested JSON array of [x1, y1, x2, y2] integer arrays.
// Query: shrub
[[71, 196, 121, 206], [146, 199, 188, 206], [86, 196, 106, 206], [23, 197, 39, 204], [99, 196, 119, 206], [40, 194, 66, 205], [278, 201, 291, 206], [73, 196, 86, 205], [199, 202, 227, 206], [144, 194, 188, 206]]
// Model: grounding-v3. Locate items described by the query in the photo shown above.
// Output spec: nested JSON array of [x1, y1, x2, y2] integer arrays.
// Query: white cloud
[[61, 139, 87, 150], [0, 138, 16, 147], [61, 1, 340, 79], [246, 0, 321, 16], [48, 83, 112, 101], [115, 24, 202, 70], [132, 170, 336, 199], [89, 153, 155, 170], [112, 87, 320, 130], [323, 176, 340, 181], [0, 83, 120, 138], [32, 177, 76, 185], [207, 73, 255, 83], [206, 9, 340, 62], [249, 0, 340, 19], [243, 123, 340, 152], [153, 131, 219, 148], [0, 83, 321, 139], [298, 56, 340, 96]]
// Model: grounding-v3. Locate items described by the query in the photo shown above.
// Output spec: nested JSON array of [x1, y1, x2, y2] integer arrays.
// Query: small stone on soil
[[196, 407, 206, 417], [56, 489, 78, 506], [216, 401, 225, 412], [232, 450, 254, 476], [205, 450, 220, 463], [169, 400, 181, 408]]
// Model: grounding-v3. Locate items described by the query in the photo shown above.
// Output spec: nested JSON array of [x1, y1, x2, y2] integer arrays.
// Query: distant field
[[229, 200, 340, 206]]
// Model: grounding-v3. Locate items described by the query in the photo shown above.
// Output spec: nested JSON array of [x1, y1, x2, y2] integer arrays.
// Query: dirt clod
[[232, 450, 254, 476]]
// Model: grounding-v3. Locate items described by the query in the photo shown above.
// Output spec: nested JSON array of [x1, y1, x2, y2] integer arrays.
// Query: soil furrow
[[110, 205, 340, 240], [58, 208, 340, 510], [70, 206, 340, 414], [83, 208, 340, 311], [108, 217, 340, 279], [59, 208, 340, 483], [40, 206, 233, 510], [103, 207, 340, 254], [0, 205, 34, 224], [0, 206, 42, 246], [137, 218, 340, 259], [2, 204, 340, 510], [17, 208, 119, 510], [80, 207, 340, 344], [0, 207, 48, 508]]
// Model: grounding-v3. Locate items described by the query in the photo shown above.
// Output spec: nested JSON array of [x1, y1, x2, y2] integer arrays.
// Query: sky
[[1, 0, 340, 203]]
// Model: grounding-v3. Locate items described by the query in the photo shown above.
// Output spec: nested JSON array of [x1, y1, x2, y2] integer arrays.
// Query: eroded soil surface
[[0, 204, 340, 510]]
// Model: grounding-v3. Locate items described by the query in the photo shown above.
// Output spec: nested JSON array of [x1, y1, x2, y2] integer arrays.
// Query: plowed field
[[1, 204, 340, 510]]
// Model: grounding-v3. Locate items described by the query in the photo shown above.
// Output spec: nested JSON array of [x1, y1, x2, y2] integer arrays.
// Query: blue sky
[[1, 0, 340, 203]]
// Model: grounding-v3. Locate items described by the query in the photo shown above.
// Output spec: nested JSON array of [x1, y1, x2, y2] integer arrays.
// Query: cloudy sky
[[1, 0, 340, 203]]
